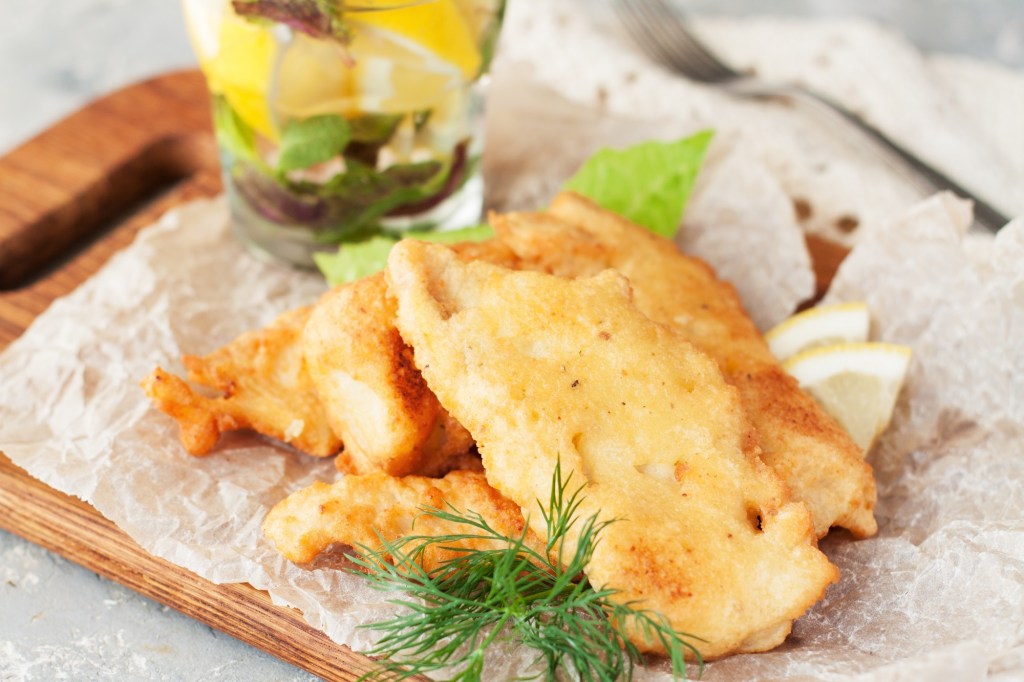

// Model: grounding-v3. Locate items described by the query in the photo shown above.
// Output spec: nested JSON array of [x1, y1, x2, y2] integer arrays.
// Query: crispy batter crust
[[302, 273, 472, 476], [386, 240, 839, 659], [494, 192, 876, 538], [263, 469, 541, 571], [141, 306, 340, 457], [301, 240, 519, 476]]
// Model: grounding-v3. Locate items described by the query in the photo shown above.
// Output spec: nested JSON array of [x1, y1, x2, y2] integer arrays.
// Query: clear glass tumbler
[[182, 0, 506, 267]]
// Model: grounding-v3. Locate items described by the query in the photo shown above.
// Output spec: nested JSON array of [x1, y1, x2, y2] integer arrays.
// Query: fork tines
[[614, 0, 741, 83]]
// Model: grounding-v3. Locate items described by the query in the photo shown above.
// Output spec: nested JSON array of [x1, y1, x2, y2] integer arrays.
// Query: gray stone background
[[0, 0, 1020, 680]]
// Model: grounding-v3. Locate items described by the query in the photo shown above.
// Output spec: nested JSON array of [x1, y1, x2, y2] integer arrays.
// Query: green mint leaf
[[315, 223, 494, 286], [562, 130, 714, 237], [276, 114, 352, 173], [232, 0, 350, 42]]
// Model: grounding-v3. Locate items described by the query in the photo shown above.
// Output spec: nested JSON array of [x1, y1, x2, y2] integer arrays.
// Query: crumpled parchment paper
[[2, 2, 1023, 680]]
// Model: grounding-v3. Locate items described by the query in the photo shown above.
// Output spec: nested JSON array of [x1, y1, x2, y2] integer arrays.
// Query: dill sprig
[[347, 462, 703, 681]]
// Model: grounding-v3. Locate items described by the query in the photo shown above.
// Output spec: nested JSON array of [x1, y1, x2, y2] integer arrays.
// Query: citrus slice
[[351, 0, 482, 79], [345, 23, 466, 115], [765, 301, 870, 362], [783, 342, 912, 452], [191, 8, 279, 139], [275, 33, 357, 120], [275, 3, 478, 120]]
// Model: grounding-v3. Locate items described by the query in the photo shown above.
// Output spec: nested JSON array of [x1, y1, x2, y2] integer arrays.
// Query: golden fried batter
[[141, 306, 340, 457], [386, 240, 838, 659], [263, 469, 541, 571], [302, 239, 519, 476], [493, 192, 876, 538], [303, 274, 474, 476]]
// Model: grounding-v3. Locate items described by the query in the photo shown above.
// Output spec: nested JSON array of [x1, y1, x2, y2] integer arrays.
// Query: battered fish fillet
[[263, 470, 543, 571], [302, 240, 518, 476], [141, 306, 340, 457], [493, 192, 877, 538], [386, 240, 839, 660], [303, 273, 474, 476]]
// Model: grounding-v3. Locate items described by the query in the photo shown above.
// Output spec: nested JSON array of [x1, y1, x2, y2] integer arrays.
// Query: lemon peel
[[196, 9, 279, 139], [765, 301, 870, 362], [352, 0, 482, 79], [783, 342, 912, 452]]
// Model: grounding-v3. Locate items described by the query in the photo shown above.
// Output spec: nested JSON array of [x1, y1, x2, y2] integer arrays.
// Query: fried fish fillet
[[303, 273, 474, 476], [493, 192, 877, 538], [386, 240, 838, 659], [263, 469, 542, 571], [141, 306, 340, 457], [302, 240, 518, 476]]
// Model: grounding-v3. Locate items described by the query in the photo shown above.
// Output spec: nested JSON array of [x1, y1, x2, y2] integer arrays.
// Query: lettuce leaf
[[314, 224, 494, 286], [562, 130, 714, 236], [313, 131, 713, 283]]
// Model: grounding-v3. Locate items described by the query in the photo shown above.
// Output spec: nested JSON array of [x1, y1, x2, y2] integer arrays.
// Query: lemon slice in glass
[[352, 0, 482, 79], [276, 33, 357, 121], [276, 1, 481, 121], [765, 301, 870, 362], [346, 23, 466, 115], [195, 8, 279, 139], [783, 342, 912, 452]]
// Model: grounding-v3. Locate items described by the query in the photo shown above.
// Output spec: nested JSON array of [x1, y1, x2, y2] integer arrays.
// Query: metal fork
[[614, 0, 1011, 233]]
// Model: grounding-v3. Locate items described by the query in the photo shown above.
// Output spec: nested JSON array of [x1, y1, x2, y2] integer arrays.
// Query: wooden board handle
[[0, 70, 218, 290]]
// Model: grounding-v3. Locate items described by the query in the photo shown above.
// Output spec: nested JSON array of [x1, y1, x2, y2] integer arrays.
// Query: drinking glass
[[182, 0, 506, 267]]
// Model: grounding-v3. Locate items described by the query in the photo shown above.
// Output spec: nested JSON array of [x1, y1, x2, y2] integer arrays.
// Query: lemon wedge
[[765, 301, 871, 362], [275, 1, 482, 122], [189, 1, 483, 138], [276, 33, 357, 120], [196, 8, 279, 139], [783, 342, 912, 452], [352, 0, 482, 79]]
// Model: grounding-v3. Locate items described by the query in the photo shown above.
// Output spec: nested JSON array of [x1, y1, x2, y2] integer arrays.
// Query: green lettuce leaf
[[562, 130, 714, 236], [313, 234, 397, 285], [314, 224, 494, 286], [312, 132, 714, 284]]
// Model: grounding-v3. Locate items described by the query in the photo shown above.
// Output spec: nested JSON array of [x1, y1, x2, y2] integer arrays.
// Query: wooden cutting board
[[0, 69, 848, 680]]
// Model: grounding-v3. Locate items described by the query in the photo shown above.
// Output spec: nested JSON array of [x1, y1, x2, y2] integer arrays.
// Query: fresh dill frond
[[347, 461, 703, 681]]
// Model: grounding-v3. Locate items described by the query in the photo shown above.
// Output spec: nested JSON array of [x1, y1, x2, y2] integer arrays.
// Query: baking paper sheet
[[2, 3, 1023, 680]]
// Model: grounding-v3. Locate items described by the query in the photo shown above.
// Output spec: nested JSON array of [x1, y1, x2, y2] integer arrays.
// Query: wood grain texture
[[0, 69, 407, 682]]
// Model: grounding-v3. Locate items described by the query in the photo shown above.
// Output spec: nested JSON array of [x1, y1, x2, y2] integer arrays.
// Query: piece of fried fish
[[303, 273, 475, 476], [141, 306, 340, 457], [302, 240, 518, 476], [263, 469, 542, 570], [493, 192, 877, 538], [386, 240, 838, 659]]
